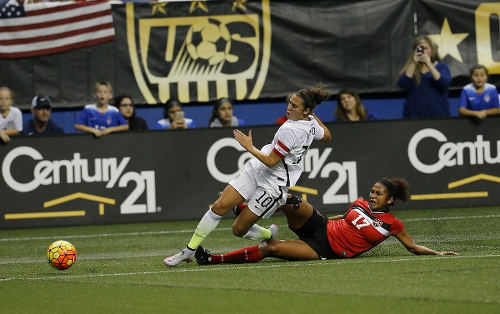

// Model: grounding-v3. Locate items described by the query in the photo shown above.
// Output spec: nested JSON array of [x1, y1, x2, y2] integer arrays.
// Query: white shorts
[[229, 166, 287, 219]]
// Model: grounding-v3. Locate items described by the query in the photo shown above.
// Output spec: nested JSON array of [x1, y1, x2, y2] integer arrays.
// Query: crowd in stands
[[1, 36, 499, 143]]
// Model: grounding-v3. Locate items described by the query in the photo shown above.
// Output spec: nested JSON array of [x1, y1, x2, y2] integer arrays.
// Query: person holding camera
[[398, 35, 451, 118], [155, 98, 195, 130]]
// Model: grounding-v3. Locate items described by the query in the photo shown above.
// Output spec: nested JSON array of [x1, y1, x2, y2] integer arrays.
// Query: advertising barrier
[[1, 118, 499, 229]]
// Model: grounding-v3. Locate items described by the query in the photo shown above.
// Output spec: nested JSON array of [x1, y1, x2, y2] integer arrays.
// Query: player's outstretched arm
[[395, 230, 458, 256]]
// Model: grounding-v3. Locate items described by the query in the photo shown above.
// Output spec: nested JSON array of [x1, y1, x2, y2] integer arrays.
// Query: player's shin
[[187, 209, 223, 249], [211, 245, 263, 264]]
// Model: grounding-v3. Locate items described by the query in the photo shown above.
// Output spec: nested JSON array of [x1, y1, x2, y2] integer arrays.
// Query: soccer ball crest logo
[[47, 240, 77, 270], [185, 18, 238, 65]]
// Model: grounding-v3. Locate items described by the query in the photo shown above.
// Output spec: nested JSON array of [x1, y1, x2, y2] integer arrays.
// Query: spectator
[[155, 98, 195, 130], [0, 86, 22, 143], [398, 35, 452, 118], [75, 81, 129, 137], [458, 65, 500, 119], [334, 88, 376, 121], [209, 98, 245, 128], [23, 95, 64, 136], [115, 95, 148, 130]]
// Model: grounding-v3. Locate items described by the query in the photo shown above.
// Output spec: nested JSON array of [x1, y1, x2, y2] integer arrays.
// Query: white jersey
[[248, 115, 325, 187], [0, 106, 22, 131]]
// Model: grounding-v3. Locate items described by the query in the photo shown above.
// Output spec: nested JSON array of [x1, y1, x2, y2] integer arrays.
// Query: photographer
[[155, 98, 195, 130], [397, 35, 451, 118]]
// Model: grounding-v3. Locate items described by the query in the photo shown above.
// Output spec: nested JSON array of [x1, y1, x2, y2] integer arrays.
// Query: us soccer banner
[[0, 0, 115, 59]]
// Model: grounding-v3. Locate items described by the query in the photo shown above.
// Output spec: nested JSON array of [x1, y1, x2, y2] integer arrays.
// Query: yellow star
[[189, 1, 208, 13], [232, 0, 248, 11], [151, 2, 167, 16], [428, 18, 468, 63]]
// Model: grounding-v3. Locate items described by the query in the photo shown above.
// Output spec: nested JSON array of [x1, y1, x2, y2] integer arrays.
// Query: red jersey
[[326, 199, 404, 258]]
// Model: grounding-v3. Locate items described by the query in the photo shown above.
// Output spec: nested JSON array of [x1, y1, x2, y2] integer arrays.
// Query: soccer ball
[[47, 240, 77, 270], [185, 18, 237, 65]]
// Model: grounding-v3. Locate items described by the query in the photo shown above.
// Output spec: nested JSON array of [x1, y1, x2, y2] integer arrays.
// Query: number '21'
[[321, 161, 358, 204]]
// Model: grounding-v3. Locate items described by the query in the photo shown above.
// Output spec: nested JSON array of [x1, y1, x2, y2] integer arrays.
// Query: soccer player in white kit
[[165, 85, 332, 266]]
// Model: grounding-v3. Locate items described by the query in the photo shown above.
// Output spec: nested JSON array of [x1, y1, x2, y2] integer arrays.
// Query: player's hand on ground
[[436, 251, 459, 256], [233, 129, 253, 150]]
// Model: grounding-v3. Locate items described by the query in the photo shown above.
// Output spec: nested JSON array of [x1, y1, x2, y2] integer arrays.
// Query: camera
[[416, 45, 424, 53], [175, 111, 185, 121]]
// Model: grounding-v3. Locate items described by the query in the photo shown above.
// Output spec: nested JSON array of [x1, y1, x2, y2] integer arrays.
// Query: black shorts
[[290, 208, 337, 260]]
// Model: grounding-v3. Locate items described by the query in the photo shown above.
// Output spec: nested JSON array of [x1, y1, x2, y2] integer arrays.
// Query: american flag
[[0, 0, 115, 59]]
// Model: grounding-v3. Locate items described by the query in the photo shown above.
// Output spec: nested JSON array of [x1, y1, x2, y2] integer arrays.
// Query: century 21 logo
[[1, 147, 157, 215], [126, 1, 272, 104]]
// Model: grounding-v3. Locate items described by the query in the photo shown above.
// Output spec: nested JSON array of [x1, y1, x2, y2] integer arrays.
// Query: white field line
[[0, 254, 499, 282], [0, 227, 233, 242], [2, 231, 498, 265], [1, 214, 499, 243], [403, 214, 500, 222]]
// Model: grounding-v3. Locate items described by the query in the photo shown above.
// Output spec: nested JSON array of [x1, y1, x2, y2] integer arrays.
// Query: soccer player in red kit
[[195, 178, 458, 265]]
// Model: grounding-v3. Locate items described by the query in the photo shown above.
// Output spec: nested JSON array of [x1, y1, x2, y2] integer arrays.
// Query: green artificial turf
[[0, 206, 499, 314]]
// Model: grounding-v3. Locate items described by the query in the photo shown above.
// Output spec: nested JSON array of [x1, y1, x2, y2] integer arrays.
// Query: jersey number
[[351, 214, 370, 230], [256, 191, 274, 208]]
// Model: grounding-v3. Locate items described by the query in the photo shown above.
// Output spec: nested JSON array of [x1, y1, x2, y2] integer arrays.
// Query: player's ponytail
[[379, 178, 410, 204], [297, 83, 329, 112]]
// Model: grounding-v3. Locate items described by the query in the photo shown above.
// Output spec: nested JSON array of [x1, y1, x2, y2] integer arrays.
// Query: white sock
[[187, 209, 223, 249]]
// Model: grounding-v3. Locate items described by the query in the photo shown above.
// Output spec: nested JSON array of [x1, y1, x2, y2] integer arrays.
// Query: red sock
[[210, 245, 263, 264]]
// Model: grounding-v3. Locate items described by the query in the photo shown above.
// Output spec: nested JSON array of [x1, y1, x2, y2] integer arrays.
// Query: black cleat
[[232, 203, 247, 216], [286, 194, 302, 209], [195, 246, 212, 265]]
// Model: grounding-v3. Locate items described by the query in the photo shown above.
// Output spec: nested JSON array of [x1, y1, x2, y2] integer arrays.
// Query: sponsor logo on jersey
[[372, 217, 383, 228]]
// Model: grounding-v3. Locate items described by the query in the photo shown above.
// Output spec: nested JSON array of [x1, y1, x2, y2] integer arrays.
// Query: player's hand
[[436, 251, 459, 256], [233, 129, 253, 151]]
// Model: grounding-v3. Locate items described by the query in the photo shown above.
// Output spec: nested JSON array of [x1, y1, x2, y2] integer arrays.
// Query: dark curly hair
[[378, 178, 410, 205], [296, 83, 329, 112]]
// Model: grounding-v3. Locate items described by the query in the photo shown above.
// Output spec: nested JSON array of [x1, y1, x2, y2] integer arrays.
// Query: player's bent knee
[[232, 224, 247, 237], [211, 201, 230, 216]]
